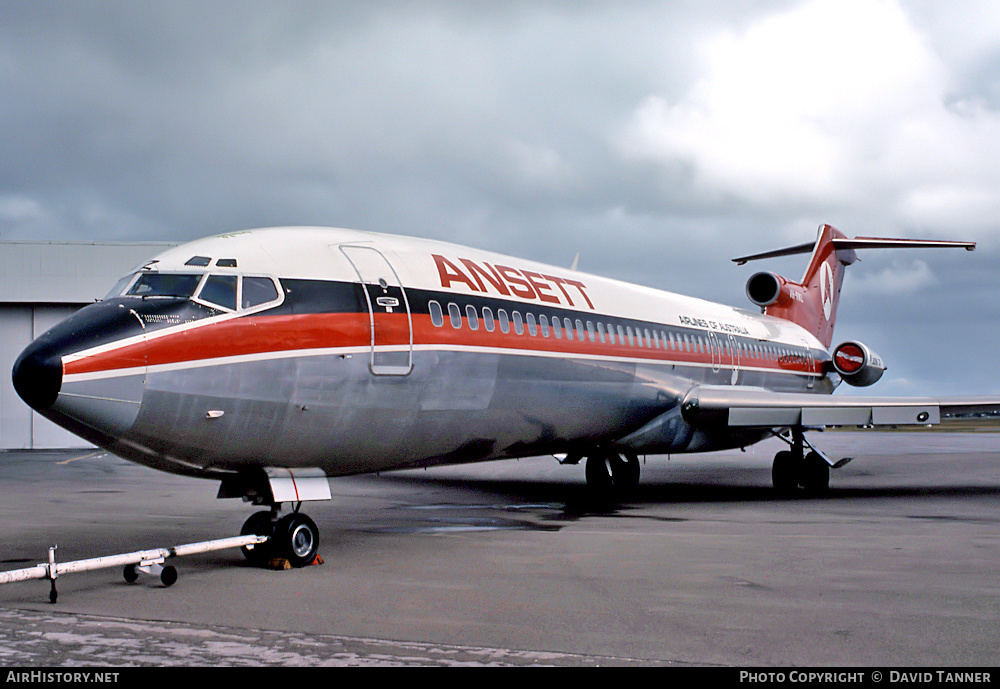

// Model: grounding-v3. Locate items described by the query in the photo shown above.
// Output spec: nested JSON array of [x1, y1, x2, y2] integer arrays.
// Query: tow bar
[[0, 534, 268, 603]]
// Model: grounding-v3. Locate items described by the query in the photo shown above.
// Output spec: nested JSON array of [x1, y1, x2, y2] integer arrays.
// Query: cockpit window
[[242, 276, 279, 308], [110, 269, 283, 314], [198, 274, 238, 311], [126, 273, 203, 298], [184, 256, 212, 267], [216, 258, 238, 267], [104, 274, 137, 299]]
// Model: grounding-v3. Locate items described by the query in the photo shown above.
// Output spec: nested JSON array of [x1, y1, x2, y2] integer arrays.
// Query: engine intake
[[831, 340, 885, 387], [745, 271, 784, 307]]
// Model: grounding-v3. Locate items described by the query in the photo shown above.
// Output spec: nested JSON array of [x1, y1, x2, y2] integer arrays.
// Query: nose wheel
[[240, 509, 320, 568]]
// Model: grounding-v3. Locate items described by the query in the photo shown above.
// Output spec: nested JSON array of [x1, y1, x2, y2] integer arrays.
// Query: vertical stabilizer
[[766, 224, 849, 348]]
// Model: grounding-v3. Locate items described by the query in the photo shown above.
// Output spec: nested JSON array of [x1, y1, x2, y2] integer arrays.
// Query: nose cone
[[12, 340, 63, 411]]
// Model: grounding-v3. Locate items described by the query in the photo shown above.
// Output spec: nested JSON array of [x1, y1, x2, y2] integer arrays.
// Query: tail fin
[[733, 224, 976, 348]]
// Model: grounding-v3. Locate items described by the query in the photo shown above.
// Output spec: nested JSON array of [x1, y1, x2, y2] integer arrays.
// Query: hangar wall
[[0, 241, 176, 449]]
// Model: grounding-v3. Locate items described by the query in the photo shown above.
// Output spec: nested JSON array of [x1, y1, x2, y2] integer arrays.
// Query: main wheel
[[800, 451, 830, 496], [275, 513, 320, 568], [585, 451, 640, 499], [612, 453, 641, 491], [585, 453, 615, 496], [772, 450, 799, 495]]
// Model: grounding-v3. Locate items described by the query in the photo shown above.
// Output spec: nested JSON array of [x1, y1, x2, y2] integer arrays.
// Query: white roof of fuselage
[[147, 226, 822, 349]]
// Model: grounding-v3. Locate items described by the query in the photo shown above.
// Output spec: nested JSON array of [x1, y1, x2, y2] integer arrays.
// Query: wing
[[681, 385, 1000, 430]]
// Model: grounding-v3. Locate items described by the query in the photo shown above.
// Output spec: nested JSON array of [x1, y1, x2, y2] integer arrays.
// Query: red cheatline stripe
[[64, 312, 819, 376]]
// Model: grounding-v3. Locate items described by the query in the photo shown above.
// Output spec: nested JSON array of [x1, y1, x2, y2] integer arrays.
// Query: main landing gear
[[771, 429, 835, 496], [240, 506, 320, 568], [583, 450, 641, 499]]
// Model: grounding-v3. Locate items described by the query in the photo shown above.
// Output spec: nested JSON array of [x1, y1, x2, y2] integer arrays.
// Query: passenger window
[[539, 314, 550, 337], [466, 305, 479, 330], [482, 307, 495, 332], [552, 317, 562, 339], [448, 303, 462, 329], [199, 275, 238, 311], [242, 277, 279, 309], [512, 311, 524, 335], [607, 324, 615, 345], [429, 300, 444, 327], [626, 326, 634, 347], [526, 313, 537, 336], [498, 309, 510, 334], [645, 329, 652, 348], [563, 317, 573, 340], [617, 325, 626, 345], [596, 322, 606, 343]]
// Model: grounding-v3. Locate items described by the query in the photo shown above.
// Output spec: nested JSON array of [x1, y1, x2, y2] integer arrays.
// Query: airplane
[[11, 223, 999, 568]]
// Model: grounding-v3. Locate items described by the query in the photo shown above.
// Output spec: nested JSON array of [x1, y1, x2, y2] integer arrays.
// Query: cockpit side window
[[104, 274, 137, 299], [242, 276, 280, 309], [198, 274, 238, 311], [126, 273, 204, 299]]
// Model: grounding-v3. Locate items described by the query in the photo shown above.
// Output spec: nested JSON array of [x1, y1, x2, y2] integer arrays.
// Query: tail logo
[[820, 260, 834, 321]]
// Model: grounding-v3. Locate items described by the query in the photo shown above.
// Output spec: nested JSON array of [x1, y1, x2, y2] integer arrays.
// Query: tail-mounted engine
[[745, 271, 808, 310], [831, 340, 885, 387], [745, 271, 784, 307]]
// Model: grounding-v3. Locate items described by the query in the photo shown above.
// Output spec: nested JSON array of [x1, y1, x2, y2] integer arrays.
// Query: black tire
[[585, 454, 614, 497], [800, 451, 830, 496], [240, 511, 275, 564], [123, 564, 139, 584], [612, 453, 641, 492], [275, 513, 320, 568], [160, 565, 178, 587], [772, 450, 799, 495]]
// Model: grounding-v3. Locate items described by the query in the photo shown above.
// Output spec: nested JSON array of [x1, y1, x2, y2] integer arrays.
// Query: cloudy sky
[[3, 0, 1000, 395]]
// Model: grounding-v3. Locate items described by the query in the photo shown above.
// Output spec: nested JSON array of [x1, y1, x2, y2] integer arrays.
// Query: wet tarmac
[[1, 432, 999, 666]]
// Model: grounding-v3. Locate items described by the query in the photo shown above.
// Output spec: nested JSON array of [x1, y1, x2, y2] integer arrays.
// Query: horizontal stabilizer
[[732, 242, 815, 265], [733, 235, 976, 265]]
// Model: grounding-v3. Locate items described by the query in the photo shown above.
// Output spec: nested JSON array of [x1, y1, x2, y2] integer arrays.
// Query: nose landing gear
[[240, 507, 321, 568]]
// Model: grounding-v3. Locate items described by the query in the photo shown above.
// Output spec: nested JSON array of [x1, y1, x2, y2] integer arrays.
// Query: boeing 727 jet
[[11, 224, 998, 567]]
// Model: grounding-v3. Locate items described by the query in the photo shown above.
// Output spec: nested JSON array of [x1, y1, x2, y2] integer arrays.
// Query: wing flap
[[683, 385, 966, 429]]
